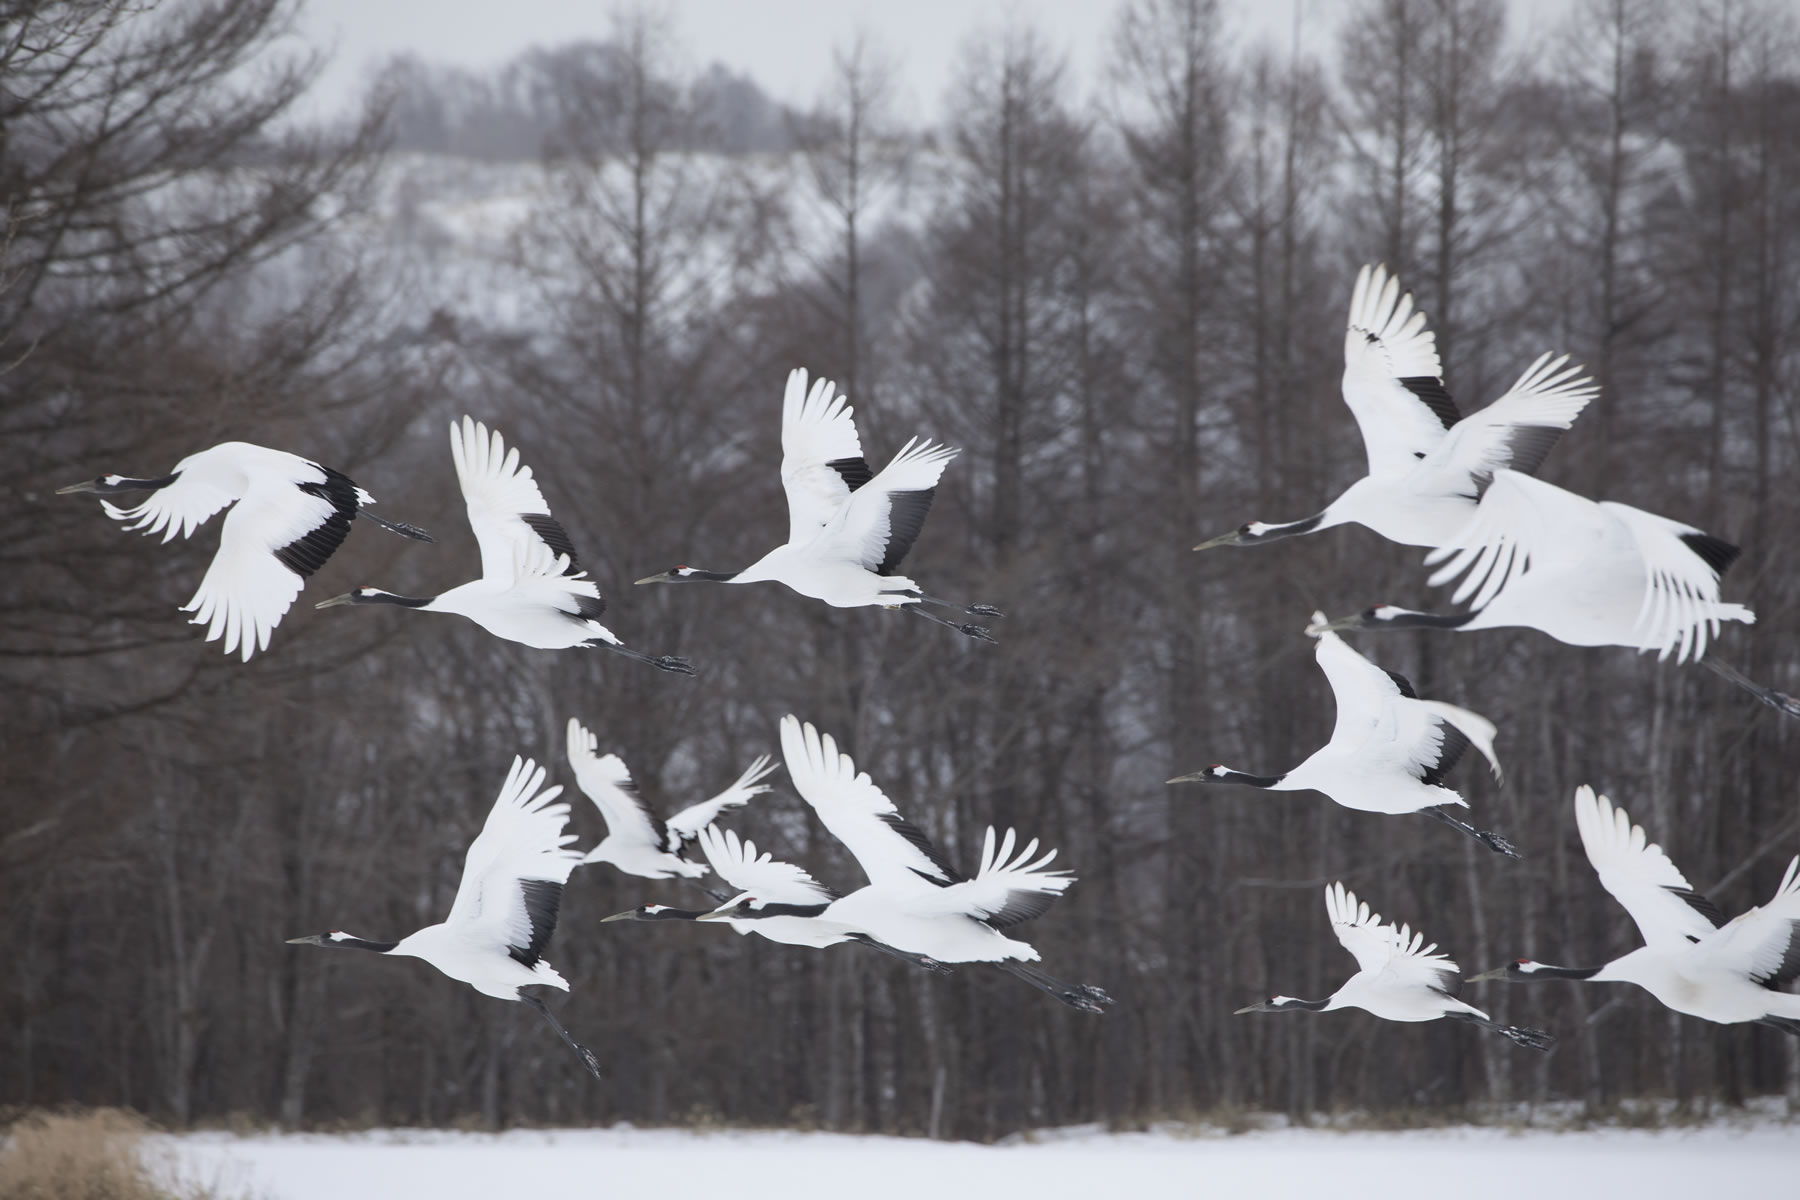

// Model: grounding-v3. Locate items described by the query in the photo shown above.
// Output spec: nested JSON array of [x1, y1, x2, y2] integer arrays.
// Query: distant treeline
[[4, 0, 1797, 1140]]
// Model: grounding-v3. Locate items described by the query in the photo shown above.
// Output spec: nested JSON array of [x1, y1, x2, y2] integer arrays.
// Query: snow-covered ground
[[166, 1119, 1799, 1200]]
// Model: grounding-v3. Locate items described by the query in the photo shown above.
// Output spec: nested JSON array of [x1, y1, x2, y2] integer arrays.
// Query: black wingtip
[[1679, 532, 1741, 578]]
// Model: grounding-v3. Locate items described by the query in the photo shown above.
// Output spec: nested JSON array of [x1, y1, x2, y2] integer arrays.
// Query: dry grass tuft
[[0, 1108, 244, 1200]]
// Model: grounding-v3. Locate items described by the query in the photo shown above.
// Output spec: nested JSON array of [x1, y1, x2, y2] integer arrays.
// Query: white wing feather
[[449, 416, 568, 586], [445, 756, 580, 943], [666, 754, 778, 843], [695, 825, 837, 905], [780, 368, 867, 543], [1341, 264, 1452, 478], [565, 719, 662, 847], [179, 486, 338, 661], [101, 477, 236, 544], [1326, 881, 1460, 986], [1600, 500, 1736, 664], [809, 437, 957, 572], [916, 826, 1074, 923], [778, 715, 957, 888], [1428, 353, 1596, 485], [1423, 469, 1595, 609], [1572, 785, 1719, 948], [1691, 858, 1800, 983]]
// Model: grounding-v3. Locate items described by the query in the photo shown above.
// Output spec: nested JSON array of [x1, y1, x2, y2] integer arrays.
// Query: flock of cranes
[[59, 263, 1798, 1091]]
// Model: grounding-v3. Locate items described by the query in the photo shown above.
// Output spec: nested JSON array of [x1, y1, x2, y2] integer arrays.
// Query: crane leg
[[520, 993, 604, 1081], [993, 962, 1114, 1014], [906, 604, 996, 644], [1425, 806, 1520, 858], [354, 508, 435, 542], [1701, 658, 1800, 719], [1446, 1010, 1555, 1053], [918, 593, 1005, 619], [847, 934, 955, 975], [588, 640, 697, 675]]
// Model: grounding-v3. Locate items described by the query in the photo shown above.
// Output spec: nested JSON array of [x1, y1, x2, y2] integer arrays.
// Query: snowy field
[[166, 1119, 1800, 1200]]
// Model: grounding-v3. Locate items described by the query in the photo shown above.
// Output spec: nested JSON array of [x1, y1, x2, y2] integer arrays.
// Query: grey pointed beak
[[599, 910, 637, 923], [1193, 531, 1241, 552], [1305, 614, 1358, 636], [633, 572, 671, 586], [694, 909, 735, 922], [1233, 1002, 1265, 1015], [314, 593, 354, 609], [285, 935, 326, 946], [56, 481, 100, 494], [1167, 772, 1208, 785], [1466, 967, 1509, 983]]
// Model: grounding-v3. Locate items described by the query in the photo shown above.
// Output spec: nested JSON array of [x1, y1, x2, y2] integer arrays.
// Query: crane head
[[599, 905, 693, 923], [57, 472, 180, 496]]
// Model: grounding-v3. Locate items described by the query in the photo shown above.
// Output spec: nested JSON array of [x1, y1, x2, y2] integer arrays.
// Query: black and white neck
[[56, 471, 182, 497], [635, 566, 741, 585], [1238, 994, 1332, 1013], [315, 587, 436, 610], [1359, 604, 1480, 631], [1509, 960, 1604, 981], [287, 931, 399, 953], [1171, 764, 1288, 789]]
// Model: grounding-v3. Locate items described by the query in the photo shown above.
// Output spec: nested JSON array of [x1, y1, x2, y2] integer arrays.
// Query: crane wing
[[807, 438, 958, 575], [449, 416, 582, 586], [1691, 858, 1800, 985], [180, 475, 357, 661], [1326, 882, 1460, 993], [780, 368, 870, 543], [1422, 469, 1598, 610], [1427, 353, 1596, 491], [1340, 264, 1455, 478], [665, 754, 779, 844], [695, 825, 839, 905], [1572, 786, 1723, 948], [1312, 626, 1411, 747], [1599, 500, 1742, 664], [100, 472, 237, 544], [565, 718, 667, 850], [445, 756, 581, 966], [916, 826, 1074, 929], [778, 715, 961, 889]]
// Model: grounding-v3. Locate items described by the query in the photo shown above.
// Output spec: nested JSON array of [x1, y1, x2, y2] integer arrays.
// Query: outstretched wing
[[565, 718, 666, 850], [809, 438, 958, 575], [450, 416, 582, 585], [695, 825, 839, 905], [1600, 500, 1741, 664], [780, 368, 870, 543], [1428, 353, 1596, 491], [445, 755, 581, 966], [1312, 627, 1412, 747], [919, 826, 1074, 930], [778, 715, 960, 889], [1422, 468, 1599, 610], [1326, 881, 1460, 993], [1341, 264, 1454, 478], [1692, 857, 1800, 986], [1572, 785, 1723, 948], [666, 754, 779, 844]]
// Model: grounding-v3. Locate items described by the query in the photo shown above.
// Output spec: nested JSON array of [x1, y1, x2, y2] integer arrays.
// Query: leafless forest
[[4, 0, 1798, 1139]]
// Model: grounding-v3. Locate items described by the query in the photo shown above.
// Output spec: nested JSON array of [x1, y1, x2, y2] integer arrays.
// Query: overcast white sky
[[292, 0, 1317, 124], [294, 0, 1575, 126]]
